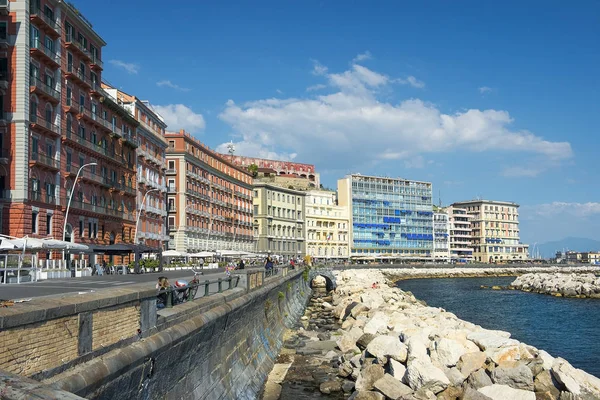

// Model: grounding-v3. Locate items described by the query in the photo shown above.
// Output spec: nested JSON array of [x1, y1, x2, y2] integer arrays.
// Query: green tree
[[248, 163, 258, 177]]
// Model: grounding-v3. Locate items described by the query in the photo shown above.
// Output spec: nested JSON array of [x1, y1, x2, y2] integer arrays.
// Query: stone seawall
[[329, 269, 600, 399], [43, 270, 311, 400], [510, 273, 600, 298], [377, 266, 600, 281]]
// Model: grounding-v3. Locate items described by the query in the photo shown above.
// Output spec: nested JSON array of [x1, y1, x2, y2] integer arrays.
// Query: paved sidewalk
[[0, 268, 225, 300]]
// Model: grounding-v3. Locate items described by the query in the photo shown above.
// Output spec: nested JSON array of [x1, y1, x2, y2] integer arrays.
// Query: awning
[[163, 250, 188, 257], [88, 243, 160, 254]]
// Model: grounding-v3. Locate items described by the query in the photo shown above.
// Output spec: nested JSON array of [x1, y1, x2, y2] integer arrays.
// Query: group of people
[[92, 260, 107, 276]]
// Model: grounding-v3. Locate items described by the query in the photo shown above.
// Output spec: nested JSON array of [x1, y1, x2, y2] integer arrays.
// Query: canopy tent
[[189, 251, 215, 258], [0, 238, 17, 250], [216, 250, 252, 257], [38, 239, 89, 251], [162, 250, 188, 257], [87, 244, 159, 255]]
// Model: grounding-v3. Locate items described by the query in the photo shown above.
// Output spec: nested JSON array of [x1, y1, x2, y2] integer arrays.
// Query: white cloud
[[404, 155, 426, 169], [215, 141, 297, 161], [311, 59, 328, 76], [217, 60, 572, 172], [157, 80, 190, 92], [108, 60, 139, 74], [152, 104, 205, 133], [352, 51, 372, 63], [306, 84, 327, 92], [479, 86, 493, 94], [501, 165, 544, 178], [276, 89, 283, 94], [395, 75, 426, 88], [525, 202, 600, 218]]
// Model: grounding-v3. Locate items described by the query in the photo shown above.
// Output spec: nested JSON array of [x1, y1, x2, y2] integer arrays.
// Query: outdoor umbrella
[[163, 250, 188, 257], [189, 251, 215, 258], [38, 239, 89, 251]]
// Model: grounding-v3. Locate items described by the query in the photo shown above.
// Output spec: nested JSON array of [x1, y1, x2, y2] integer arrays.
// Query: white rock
[[322, 301, 333, 309], [363, 312, 390, 335], [366, 335, 408, 363], [537, 350, 555, 370], [443, 367, 466, 387], [389, 358, 407, 382], [551, 360, 581, 395], [405, 336, 429, 361], [431, 338, 468, 367], [405, 357, 450, 394], [477, 384, 535, 400], [467, 331, 520, 351], [485, 345, 521, 364]]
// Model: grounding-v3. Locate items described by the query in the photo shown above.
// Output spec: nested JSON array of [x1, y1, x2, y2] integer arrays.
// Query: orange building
[[1, 1, 138, 263], [165, 130, 254, 253], [107, 86, 169, 251]]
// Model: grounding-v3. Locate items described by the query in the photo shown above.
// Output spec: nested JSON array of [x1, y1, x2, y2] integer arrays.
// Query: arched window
[[30, 97, 38, 120]]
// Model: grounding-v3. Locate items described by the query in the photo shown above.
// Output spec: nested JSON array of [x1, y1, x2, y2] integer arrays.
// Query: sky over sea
[[77, 0, 600, 244]]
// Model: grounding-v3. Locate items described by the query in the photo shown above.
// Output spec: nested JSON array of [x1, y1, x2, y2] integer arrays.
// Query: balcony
[[167, 186, 177, 194], [0, 0, 9, 16], [121, 133, 139, 148], [121, 184, 136, 197], [90, 81, 107, 98], [29, 6, 61, 38], [90, 56, 103, 71], [165, 169, 177, 175], [67, 66, 92, 90], [29, 151, 59, 170], [30, 39, 60, 68], [62, 130, 118, 161], [30, 77, 60, 104], [0, 70, 8, 94], [30, 114, 60, 137], [64, 34, 91, 61]]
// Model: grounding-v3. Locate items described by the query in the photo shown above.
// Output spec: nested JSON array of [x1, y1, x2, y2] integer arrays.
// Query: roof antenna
[[438, 190, 442, 208]]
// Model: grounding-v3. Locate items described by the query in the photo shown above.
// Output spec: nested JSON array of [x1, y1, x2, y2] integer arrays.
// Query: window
[[66, 86, 72, 106], [0, 22, 7, 41], [169, 217, 175, 227], [31, 212, 38, 234], [31, 136, 39, 155], [46, 214, 52, 235], [44, 36, 53, 54], [168, 160, 174, 170], [254, 190, 258, 198], [30, 26, 40, 48]]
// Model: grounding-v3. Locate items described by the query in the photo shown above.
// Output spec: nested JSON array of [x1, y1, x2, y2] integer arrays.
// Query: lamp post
[[62, 162, 96, 269], [132, 188, 160, 274], [133, 188, 160, 245], [63, 162, 97, 243]]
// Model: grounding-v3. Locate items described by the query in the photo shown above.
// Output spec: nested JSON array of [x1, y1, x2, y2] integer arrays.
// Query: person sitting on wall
[[237, 258, 245, 270], [156, 276, 171, 309]]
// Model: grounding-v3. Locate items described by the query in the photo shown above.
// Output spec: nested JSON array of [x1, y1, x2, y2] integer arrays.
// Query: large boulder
[[405, 336, 430, 361], [348, 391, 385, 400], [355, 364, 385, 392], [485, 345, 521, 364], [490, 361, 534, 391], [551, 362, 581, 396], [366, 335, 408, 363], [431, 338, 469, 367], [478, 384, 536, 400], [337, 333, 360, 353], [361, 291, 385, 309], [319, 380, 342, 394], [389, 358, 407, 381], [405, 357, 450, 394], [443, 367, 466, 387], [467, 331, 520, 351], [463, 387, 492, 400], [466, 368, 493, 390], [351, 303, 370, 318], [458, 352, 487, 376], [363, 312, 390, 335], [357, 333, 377, 350], [534, 370, 561, 400], [373, 374, 413, 399]]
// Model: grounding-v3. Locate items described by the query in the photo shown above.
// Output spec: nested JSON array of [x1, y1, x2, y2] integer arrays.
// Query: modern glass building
[[337, 174, 433, 260]]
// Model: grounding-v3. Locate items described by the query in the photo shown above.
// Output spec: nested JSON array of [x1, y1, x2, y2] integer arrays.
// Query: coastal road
[[0, 268, 227, 301]]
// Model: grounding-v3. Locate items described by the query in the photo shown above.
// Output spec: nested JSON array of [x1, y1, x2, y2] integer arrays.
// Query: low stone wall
[[323, 269, 600, 399], [510, 273, 600, 298], [43, 268, 311, 399]]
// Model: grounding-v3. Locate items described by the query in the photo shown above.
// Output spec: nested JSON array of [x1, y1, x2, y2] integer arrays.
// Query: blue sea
[[397, 276, 600, 378]]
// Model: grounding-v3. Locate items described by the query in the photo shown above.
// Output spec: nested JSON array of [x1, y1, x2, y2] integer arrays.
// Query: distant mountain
[[536, 237, 600, 258]]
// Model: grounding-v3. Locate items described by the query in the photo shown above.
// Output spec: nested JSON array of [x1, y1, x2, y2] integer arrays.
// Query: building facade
[[2, 1, 138, 261], [165, 130, 253, 253], [446, 206, 474, 262], [452, 200, 529, 262], [337, 174, 434, 260], [223, 154, 320, 188], [113, 88, 169, 250], [305, 190, 349, 260], [252, 182, 306, 260], [433, 208, 450, 262]]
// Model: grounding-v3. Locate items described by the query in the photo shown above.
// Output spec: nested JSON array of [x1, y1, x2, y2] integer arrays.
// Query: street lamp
[[63, 162, 97, 242], [133, 188, 160, 245]]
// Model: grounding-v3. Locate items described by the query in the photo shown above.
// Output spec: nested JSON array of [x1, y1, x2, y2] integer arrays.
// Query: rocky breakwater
[[385, 266, 600, 281], [330, 269, 600, 400], [511, 273, 600, 298]]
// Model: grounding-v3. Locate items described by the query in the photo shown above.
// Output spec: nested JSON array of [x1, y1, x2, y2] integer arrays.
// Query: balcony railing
[[66, 64, 91, 87], [30, 39, 61, 65], [29, 6, 61, 34], [30, 152, 59, 169], [0, 0, 9, 15], [91, 56, 103, 69], [31, 77, 60, 101], [122, 132, 139, 148], [65, 34, 91, 60], [30, 113, 60, 135]]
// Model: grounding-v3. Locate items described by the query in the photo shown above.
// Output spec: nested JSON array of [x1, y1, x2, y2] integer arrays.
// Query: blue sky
[[76, 0, 600, 244]]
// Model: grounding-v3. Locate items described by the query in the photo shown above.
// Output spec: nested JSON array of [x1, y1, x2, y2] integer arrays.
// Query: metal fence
[[158, 275, 240, 308]]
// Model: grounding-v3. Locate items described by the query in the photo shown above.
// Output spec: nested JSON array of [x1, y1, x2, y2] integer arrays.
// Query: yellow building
[[305, 190, 349, 260], [452, 199, 529, 263], [252, 182, 306, 260], [582, 252, 600, 264]]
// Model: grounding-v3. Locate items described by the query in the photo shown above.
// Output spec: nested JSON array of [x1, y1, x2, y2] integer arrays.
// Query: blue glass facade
[[349, 175, 433, 257]]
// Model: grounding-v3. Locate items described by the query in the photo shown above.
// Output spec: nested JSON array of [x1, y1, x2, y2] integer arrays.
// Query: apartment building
[[581, 252, 600, 264], [252, 181, 306, 260], [223, 154, 320, 188], [165, 130, 253, 253], [433, 208, 450, 262], [445, 206, 474, 262], [337, 174, 434, 260], [305, 190, 349, 260], [453, 199, 529, 262], [111, 87, 169, 250], [2, 1, 138, 260]]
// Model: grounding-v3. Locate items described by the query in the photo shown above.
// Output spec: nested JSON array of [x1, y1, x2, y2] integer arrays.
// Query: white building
[[305, 190, 349, 260], [446, 206, 474, 263], [433, 209, 450, 262]]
